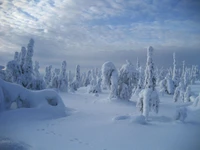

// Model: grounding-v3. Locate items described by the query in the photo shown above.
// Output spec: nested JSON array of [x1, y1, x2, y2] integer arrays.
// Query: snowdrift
[[0, 78, 67, 118]]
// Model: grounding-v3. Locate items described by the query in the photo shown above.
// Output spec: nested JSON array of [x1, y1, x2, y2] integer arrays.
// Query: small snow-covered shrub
[[174, 107, 187, 122]]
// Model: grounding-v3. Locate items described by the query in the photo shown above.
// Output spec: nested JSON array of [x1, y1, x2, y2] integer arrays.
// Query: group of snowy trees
[[101, 60, 137, 100], [1, 39, 45, 90], [0, 39, 105, 94], [0, 39, 199, 120]]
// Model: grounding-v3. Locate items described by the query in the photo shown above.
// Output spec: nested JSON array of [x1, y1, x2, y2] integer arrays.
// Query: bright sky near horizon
[[0, 0, 200, 71]]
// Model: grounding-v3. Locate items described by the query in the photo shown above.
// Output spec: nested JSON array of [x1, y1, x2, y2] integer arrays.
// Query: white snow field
[[0, 83, 200, 150]]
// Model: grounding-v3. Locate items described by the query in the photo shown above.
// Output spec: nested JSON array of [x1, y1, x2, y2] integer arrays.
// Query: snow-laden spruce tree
[[80, 72, 86, 87], [68, 70, 73, 85], [32, 61, 45, 90], [181, 61, 185, 78], [51, 68, 60, 89], [134, 66, 144, 96], [184, 86, 192, 102], [173, 80, 185, 102], [135, 58, 140, 83], [33, 61, 40, 78], [159, 78, 167, 96], [22, 39, 34, 88], [172, 53, 179, 88], [137, 46, 159, 119], [156, 67, 166, 85], [84, 70, 91, 87], [88, 75, 102, 95], [19, 47, 26, 74], [70, 65, 81, 92], [101, 61, 118, 99], [118, 60, 137, 100], [165, 73, 174, 95], [14, 51, 20, 63], [44, 65, 52, 88], [5, 60, 21, 83], [184, 70, 189, 88], [75, 65, 81, 88], [58, 61, 68, 92]]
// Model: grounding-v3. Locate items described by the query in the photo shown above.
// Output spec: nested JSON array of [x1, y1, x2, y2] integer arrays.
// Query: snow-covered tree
[[172, 53, 179, 88], [32, 61, 45, 90], [6, 60, 21, 83], [70, 65, 81, 91], [44, 65, 52, 88], [184, 71, 189, 88], [14, 52, 20, 63], [80, 72, 86, 87], [118, 60, 137, 100], [134, 66, 144, 96], [184, 86, 192, 102], [68, 71, 73, 84], [159, 78, 167, 96], [22, 39, 34, 88], [102, 61, 118, 99], [84, 70, 91, 87], [19, 47, 26, 74], [51, 68, 60, 89], [165, 73, 174, 95], [181, 61, 185, 80], [75, 65, 81, 87], [173, 80, 185, 102], [58, 61, 68, 92], [33, 61, 40, 78], [88, 75, 102, 95], [137, 46, 159, 119]]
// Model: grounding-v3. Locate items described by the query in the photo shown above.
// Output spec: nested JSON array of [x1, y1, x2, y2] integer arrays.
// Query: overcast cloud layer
[[0, 0, 200, 71]]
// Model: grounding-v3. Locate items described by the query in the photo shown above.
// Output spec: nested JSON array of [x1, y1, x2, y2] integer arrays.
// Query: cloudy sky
[[0, 0, 200, 71]]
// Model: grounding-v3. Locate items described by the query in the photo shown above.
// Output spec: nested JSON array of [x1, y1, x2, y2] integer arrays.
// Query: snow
[[0, 82, 200, 150], [0, 78, 66, 117]]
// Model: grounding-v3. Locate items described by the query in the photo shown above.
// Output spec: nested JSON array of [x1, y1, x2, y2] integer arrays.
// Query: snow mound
[[131, 115, 147, 125], [113, 115, 130, 121], [175, 106, 187, 122], [0, 78, 66, 117], [0, 138, 31, 150], [113, 114, 147, 125]]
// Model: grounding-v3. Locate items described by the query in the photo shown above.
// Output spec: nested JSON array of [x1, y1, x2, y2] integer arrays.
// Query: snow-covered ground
[[0, 84, 200, 150]]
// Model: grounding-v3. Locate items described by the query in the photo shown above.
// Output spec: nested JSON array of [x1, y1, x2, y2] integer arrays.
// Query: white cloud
[[0, 0, 200, 70]]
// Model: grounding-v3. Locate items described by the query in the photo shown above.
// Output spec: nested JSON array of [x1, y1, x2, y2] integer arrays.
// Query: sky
[[0, 0, 200, 72]]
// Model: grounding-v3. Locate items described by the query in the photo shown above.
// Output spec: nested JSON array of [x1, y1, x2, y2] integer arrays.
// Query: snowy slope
[[0, 84, 200, 150]]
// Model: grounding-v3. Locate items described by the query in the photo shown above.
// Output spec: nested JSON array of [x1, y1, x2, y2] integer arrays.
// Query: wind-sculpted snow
[[0, 78, 66, 118]]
